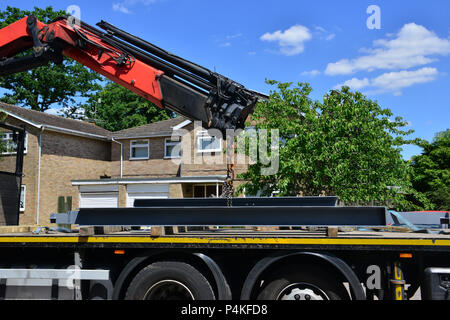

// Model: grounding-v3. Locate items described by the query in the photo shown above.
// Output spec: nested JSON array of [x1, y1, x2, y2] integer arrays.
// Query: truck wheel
[[125, 261, 215, 300], [256, 266, 349, 300]]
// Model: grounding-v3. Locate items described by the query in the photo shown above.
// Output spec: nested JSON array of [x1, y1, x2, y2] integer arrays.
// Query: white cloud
[[325, 23, 450, 75], [44, 107, 85, 119], [325, 33, 336, 41], [301, 69, 321, 77], [314, 26, 326, 33], [314, 26, 335, 41], [371, 67, 438, 91], [215, 33, 243, 48], [260, 25, 312, 56], [334, 77, 370, 90], [44, 108, 61, 116], [333, 67, 439, 95], [113, 0, 156, 14], [112, 3, 132, 14], [226, 33, 243, 40]]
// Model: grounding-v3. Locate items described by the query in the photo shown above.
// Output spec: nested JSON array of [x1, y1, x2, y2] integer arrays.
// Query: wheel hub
[[144, 280, 195, 300], [277, 283, 329, 300]]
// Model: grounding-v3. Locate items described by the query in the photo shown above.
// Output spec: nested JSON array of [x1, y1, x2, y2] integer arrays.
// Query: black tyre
[[257, 265, 350, 300], [125, 261, 215, 300]]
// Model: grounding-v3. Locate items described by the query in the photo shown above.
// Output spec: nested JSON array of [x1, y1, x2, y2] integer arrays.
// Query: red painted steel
[[0, 16, 164, 107]]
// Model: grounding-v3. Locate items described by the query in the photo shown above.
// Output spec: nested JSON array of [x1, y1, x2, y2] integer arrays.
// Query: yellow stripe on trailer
[[0, 236, 450, 247]]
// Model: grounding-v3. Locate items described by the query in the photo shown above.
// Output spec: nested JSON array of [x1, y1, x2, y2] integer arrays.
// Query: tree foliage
[[82, 81, 174, 132], [0, 6, 102, 112], [410, 129, 450, 210], [237, 80, 430, 211]]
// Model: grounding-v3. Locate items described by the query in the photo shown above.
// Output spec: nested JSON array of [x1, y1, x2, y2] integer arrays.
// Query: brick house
[[0, 102, 248, 225]]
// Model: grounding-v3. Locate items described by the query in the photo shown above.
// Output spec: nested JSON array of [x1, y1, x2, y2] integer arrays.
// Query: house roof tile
[[111, 117, 190, 138], [0, 102, 190, 139], [0, 102, 111, 137]]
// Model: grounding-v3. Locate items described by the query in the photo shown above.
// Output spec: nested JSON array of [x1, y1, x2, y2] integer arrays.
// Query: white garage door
[[126, 184, 169, 207], [79, 185, 118, 208], [79, 193, 118, 208]]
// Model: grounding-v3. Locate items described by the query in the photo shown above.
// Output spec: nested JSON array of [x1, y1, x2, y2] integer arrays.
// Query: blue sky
[[1, 0, 449, 159]]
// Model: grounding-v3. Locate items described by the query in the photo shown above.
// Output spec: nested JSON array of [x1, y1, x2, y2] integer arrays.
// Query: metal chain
[[222, 137, 235, 207], [222, 164, 234, 207]]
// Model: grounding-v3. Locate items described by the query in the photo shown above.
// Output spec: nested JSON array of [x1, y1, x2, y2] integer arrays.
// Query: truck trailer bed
[[1, 228, 449, 251]]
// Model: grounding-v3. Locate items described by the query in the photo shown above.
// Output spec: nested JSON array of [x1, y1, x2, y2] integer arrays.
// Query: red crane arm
[[0, 16, 265, 132], [0, 16, 163, 107]]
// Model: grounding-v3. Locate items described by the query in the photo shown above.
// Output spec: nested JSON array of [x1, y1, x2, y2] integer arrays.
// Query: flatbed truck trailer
[[1, 199, 450, 301], [1, 16, 449, 303]]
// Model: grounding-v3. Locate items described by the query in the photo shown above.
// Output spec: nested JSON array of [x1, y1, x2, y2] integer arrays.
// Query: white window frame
[[129, 139, 149, 160], [20, 185, 26, 212], [193, 183, 222, 198], [1, 131, 27, 155], [196, 130, 222, 153], [164, 138, 181, 159]]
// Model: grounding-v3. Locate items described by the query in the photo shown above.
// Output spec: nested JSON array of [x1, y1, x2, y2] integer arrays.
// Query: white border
[[164, 138, 181, 159], [196, 135, 222, 153], [129, 139, 150, 160], [0, 131, 28, 155], [20, 185, 26, 212]]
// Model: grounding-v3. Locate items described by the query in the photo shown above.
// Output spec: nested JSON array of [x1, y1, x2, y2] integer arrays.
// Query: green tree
[[0, 6, 102, 112], [82, 81, 174, 131], [237, 81, 430, 211], [410, 129, 450, 210]]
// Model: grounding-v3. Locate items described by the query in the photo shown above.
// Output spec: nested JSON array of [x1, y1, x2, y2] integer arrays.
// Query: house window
[[20, 185, 26, 212], [196, 131, 222, 153], [164, 138, 181, 158], [193, 184, 223, 198], [0, 131, 27, 155], [130, 140, 149, 159]]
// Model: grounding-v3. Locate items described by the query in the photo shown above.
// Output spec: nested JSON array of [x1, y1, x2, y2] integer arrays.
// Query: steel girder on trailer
[[133, 196, 339, 207], [50, 197, 387, 227]]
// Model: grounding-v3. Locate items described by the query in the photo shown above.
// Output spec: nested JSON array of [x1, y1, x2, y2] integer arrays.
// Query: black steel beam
[[100, 34, 213, 92], [133, 196, 339, 208], [97, 20, 215, 82], [0, 51, 62, 76], [50, 205, 387, 227]]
